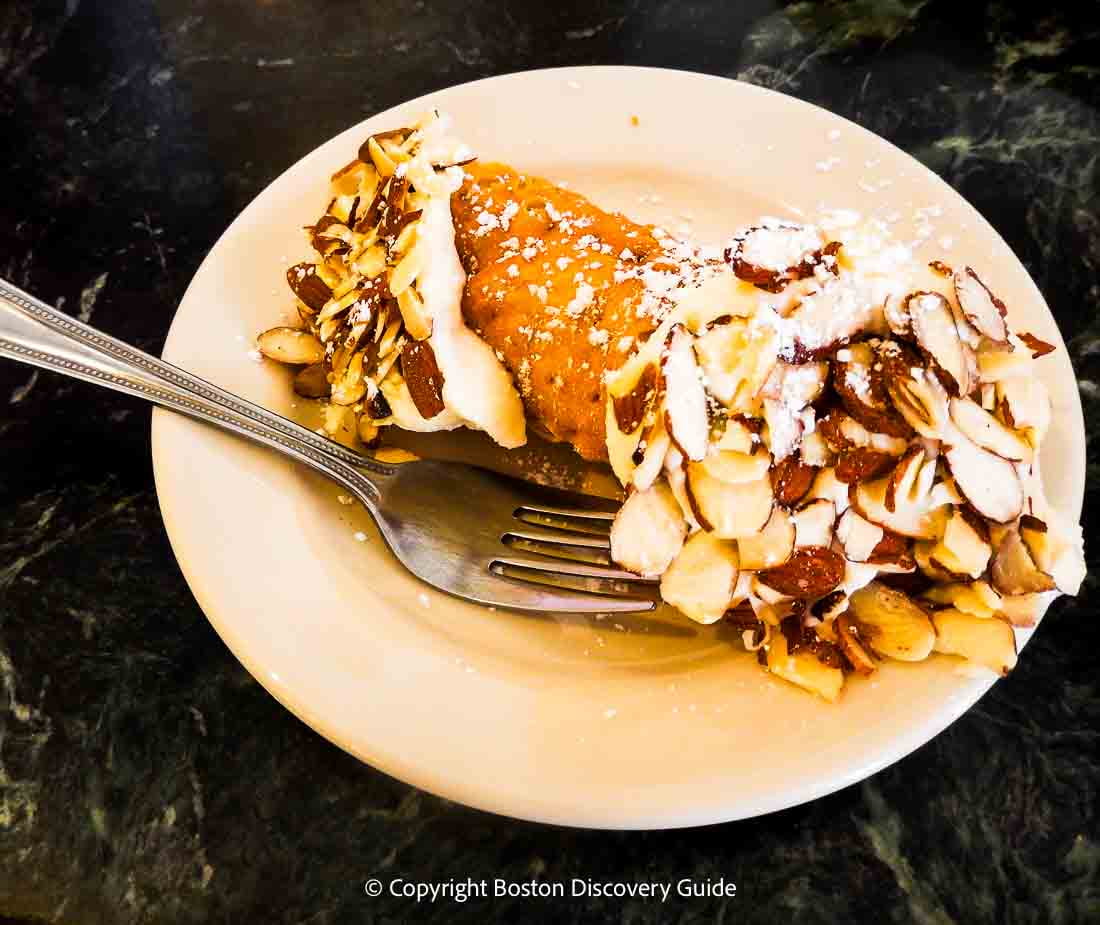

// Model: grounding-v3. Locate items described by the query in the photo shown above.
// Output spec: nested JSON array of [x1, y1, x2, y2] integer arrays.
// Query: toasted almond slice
[[685, 464, 774, 539], [977, 343, 1033, 381], [757, 546, 845, 597], [913, 540, 967, 582], [766, 633, 844, 701], [396, 285, 433, 341], [999, 593, 1042, 627], [256, 327, 326, 366], [907, 291, 971, 395], [609, 482, 687, 577], [932, 608, 1017, 675], [990, 529, 1056, 595], [954, 267, 1009, 343], [791, 498, 835, 548], [929, 508, 992, 579], [847, 582, 936, 661], [286, 262, 332, 313], [1018, 331, 1056, 358], [660, 531, 739, 624], [692, 317, 779, 410], [836, 508, 885, 563], [400, 339, 446, 419], [885, 446, 924, 513], [703, 447, 771, 484], [835, 614, 877, 675], [737, 507, 796, 570], [949, 397, 1032, 462], [995, 378, 1051, 444], [943, 436, 1023, 523], [662, 327, 710, 461], [771, 453, 817, 506], [631, 420, 672, 493], [922, 581, 1002, 619], [330, 350, 368, 406], [807, 466, 851, 515], [716, 416, 757, 454], [799, 429, 831, 468], [366, 136, 397, 177], [835, 447, 897, 484], [866, 533, 915, 574], [851, 467, 947, 541], [292, 362, 331, 399], [833, 342, 912, 438], [613, 364, 659, 434]]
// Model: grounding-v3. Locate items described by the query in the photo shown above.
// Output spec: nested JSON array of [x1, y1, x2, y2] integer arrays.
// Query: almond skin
[[286, 262, 332, 313], [771, 453, 817, 506], [401, 339, 446, 419], [757, 546, 846, 597]]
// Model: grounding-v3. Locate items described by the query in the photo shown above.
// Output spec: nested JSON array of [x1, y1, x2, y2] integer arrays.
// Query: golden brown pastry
[[452, 163, 712, 460]]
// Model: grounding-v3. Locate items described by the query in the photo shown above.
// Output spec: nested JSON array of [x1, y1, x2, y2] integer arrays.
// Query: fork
[[0, 278, 657, 613]]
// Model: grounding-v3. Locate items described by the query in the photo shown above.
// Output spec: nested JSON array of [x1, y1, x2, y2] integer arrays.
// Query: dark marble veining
[[1, 1, 1098, 922]]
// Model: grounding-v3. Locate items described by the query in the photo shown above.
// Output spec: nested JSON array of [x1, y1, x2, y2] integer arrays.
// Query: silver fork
[[0, 278, 657, 613]]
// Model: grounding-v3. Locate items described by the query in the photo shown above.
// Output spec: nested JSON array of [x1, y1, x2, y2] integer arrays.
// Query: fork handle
[[0, 277, 391, 506]]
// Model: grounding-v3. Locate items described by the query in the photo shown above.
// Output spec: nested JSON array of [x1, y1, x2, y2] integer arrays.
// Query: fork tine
[[502, 532, 613, 566], [513, 505, 615, 537], [491, 556, 659, 586], [488, 559, 660, 605]]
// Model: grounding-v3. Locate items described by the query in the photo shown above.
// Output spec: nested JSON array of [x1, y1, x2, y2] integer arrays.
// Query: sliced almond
[[833, 342, 912, 438], [703, 448, 771, 484], [737, 507, 796, 570], [662, 327, 710, 461], [757, 546, 845, 597], [807, 466, 851, 515], [799, 429, 832, 467], [612, 364, 658, 434], [397, 285, 433, 341], [851, 463, 947, 541], [943, 436, 1023, 523], [954, 267, 1009, 343], [660, 531, 739, 624], [286, 262, 332, 314], [847, 582, 936, 661], [835, 614, 877, 675], [922, 581, 1002, 619], [995, 378, 1051, 444], [692, 317, 779, 410], [330, 350, 368, 406], [765, 632, 844, 701], [771, 453, 817, 506], [256, 327, 326, 366], [866, 529, 915, 572], [990, 529, 1056, 595], [1018, 331, 1056, 358], [610, 482, 687, 578], [400, 339, 446, 419], [929, 508, 992, 579], [907, 291, 971, 395], [836, 508, 885, 563], [999, 593, 1042, 627], [716, 416, 757, 454], [631, 420, 672, 493], [949, 398, 1031, 462], [835, 446, 897, 484], [932, 608, 1017, 676], [685, 464, 774, 539], [292, 362, 331, 399], [791, 498, 835, 548]]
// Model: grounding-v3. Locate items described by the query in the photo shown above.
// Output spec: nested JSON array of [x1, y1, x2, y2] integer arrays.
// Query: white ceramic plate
[[153, 67, 1085, 828]]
